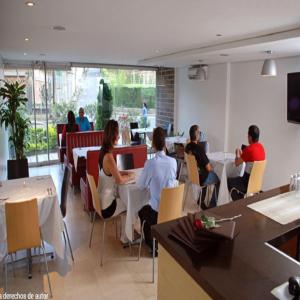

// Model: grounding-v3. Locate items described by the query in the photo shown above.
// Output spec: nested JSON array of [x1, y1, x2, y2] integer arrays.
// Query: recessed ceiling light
[[220, 54, 229, 57], [216, 34, 222, 37], [24, 53, 27, 56], [155, 50, 160, 53], [24, 37, 29, 42], [25, 1, 35, 7], [52, 25, 66, 31]]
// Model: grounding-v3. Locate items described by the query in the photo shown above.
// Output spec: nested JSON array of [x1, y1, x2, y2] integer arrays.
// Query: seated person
[[185, 125, 219, 207], [138, 127, 177, 252], [227, 125, 265, 200], [61, 111, 79, 147], [98, 120, 135, 220], [76, 107, 91, 131]]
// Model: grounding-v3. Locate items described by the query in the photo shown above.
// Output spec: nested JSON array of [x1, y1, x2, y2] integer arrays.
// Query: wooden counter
[[152, 185, 300, 300]]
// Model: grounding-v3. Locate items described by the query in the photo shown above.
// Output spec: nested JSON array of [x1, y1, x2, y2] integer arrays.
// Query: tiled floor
[[0, 164, 157, 300]]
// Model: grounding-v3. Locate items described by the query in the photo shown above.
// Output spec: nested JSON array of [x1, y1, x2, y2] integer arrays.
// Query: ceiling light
[[188, 64, 208, 81], [24, 37, 29, 42], [25, 1, 35, 7], [52, 25, 66, 31], [216, 34, 222, 37], [261, 50, 277, 77], [24, 53, 27, 56]]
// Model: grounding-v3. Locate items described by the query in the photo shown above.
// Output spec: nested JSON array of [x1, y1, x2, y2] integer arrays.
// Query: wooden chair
[[138, 183, 185, 283], [87, 173, 125, 266], [4, 198, 53, 297], [116, 153, 134, 171], [230, 160, 267, 198], [60, 167, 74, 261], [184, 153, 217, 209]]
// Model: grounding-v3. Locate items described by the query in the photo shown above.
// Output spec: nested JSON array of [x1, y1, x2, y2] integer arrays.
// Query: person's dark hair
[[99, 120, 119, 169], [248, 125, 260, 142], [67, 111, 76, 125], [143, 102, 147, 109], [152, 127, 165, 151], [189, 125, 199, 142]]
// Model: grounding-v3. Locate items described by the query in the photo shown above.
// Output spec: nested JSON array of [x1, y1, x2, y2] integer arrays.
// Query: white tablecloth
[[165, 136, 187, 152], [131, 128, 153, 135], [117, 168, 150, 241], [0, 176, 64, 261], [208, 152, 245, 206], [72, 146, 101, 171]]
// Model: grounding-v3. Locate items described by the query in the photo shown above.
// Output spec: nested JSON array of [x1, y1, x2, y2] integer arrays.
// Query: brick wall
[[156, 68, 175, 129]]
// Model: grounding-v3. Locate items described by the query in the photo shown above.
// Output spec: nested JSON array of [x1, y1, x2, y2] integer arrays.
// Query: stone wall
[[156, 68, 175, 129]]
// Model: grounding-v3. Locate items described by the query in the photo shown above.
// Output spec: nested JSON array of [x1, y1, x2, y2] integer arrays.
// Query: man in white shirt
[[138, 127, 177, 252]]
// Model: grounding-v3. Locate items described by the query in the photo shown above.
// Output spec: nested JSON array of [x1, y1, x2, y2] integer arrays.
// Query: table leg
[[27, 249, 32, 279]]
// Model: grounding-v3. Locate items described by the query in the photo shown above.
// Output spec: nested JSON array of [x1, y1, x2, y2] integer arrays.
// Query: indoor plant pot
[[0, 80, 30, 179]]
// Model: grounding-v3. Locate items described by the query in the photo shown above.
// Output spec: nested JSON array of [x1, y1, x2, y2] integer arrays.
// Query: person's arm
[[86, 117, 91, 131], [137, 161, 150, 189], [235, 148, 244, 166], [105, 154, 135, 184]]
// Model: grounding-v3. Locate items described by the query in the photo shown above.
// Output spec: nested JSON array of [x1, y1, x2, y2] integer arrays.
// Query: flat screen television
[[288, 72, 300, 124]]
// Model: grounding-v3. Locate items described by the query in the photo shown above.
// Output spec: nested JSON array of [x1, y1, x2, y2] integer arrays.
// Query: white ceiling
[[1, 0, 300, 67]]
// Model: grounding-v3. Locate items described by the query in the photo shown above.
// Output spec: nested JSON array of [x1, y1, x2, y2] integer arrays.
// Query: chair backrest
[[56, 123, 65, 145], [116, 153, 134, 170], [86, 173, 102, 216], [60, 166, 70, 218], [5, 198, 41, 253], [247, 160, 267, 195], [174, 143, 185, 159], [158, 184, 185, 224], [185, 153, 200, 185], [130, 122, 139, 141]]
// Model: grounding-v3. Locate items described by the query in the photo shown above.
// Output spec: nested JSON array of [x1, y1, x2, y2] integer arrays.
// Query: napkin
[[169, 212, 237, 254]]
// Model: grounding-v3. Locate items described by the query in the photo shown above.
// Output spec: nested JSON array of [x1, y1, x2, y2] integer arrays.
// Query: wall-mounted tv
[[288, 72, 300, 124]]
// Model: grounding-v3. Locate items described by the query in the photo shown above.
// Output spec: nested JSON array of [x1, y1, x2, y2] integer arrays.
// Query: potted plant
[[0, 79, 31, 179]]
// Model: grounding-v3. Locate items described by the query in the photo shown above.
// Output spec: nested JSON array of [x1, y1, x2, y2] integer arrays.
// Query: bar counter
[[152, 185, 300, 299]]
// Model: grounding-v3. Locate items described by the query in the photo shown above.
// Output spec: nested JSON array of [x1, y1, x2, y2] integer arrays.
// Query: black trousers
[[138, 205, 158, 249], [227, 172, 250, 201]]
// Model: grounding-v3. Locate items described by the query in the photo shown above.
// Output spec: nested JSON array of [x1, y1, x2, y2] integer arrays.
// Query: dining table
[[117, 168, 150, 241], [207, 151, 245, 206], [0, 175, 65, 276]]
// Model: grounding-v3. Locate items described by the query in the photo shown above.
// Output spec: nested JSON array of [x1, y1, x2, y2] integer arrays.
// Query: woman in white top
[[98, 119, 135, 219]]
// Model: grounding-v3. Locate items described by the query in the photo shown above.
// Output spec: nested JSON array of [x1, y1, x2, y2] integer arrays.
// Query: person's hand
[[127, 171, 136, 181], [235, 148, 242, 157]]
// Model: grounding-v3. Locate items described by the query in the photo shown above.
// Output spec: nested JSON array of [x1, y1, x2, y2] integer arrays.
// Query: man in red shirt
[[228, 125, 265, 200]]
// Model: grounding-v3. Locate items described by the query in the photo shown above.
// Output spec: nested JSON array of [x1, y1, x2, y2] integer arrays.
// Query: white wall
[[0, 55, 8, 180], [175, 64, 228, 152], [229, 56, 300, 189], [175, 55, 300, 190]]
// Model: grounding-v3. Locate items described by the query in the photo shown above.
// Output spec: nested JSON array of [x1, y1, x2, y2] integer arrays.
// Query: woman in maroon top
[[61, 111, 80, 147], [228, 125, 266, 200]]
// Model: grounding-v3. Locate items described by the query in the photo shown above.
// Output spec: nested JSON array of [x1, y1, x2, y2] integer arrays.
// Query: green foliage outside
[[26, 125, 57, 154], [50, 101, 77, 124]]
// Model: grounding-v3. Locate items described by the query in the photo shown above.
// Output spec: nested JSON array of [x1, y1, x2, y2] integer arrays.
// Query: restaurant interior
[[1, 1, 300, 299]]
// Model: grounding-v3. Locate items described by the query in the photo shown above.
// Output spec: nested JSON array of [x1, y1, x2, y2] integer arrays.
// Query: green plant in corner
[[0, 80, 31, 160]]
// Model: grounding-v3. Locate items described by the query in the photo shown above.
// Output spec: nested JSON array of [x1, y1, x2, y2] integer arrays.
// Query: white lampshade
[[261, 58, 277, 77]]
